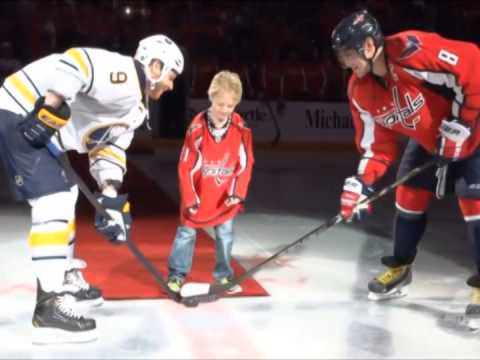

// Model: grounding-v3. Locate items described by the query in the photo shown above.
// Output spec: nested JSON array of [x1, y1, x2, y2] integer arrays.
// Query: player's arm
[[395, 32, 480, 159], [18, 48, 93, 148], [91, 133, 133, 244], [351, 98, 399, 186], [340, 96, 400, 221], [51, 47, 93, 101], [89, 134, 132, 196]]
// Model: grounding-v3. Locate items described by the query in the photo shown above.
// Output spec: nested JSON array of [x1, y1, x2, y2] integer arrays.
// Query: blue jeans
[[168, 219, 234, 281]]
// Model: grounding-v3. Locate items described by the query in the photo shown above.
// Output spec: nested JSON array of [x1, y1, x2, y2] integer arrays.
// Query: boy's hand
[[225, 196, 242, 207], [187, 205, 199, 215]]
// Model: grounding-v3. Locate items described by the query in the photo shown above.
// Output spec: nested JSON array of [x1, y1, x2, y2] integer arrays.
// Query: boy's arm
[[178, 125, 203, 209], [229, 125, 254, 202]]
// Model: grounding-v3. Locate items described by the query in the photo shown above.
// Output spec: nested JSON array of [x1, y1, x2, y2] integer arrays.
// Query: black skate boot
[[64, 258, 104, 307], [465, 275, 480, 330], [32, 280, 98, 344], [368, 256, 412, 301]]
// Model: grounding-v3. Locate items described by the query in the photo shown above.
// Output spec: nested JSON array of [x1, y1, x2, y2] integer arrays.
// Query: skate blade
[[464, 316, 480, 332], [180, 282, 211, 297], [75, 296, 104, 309], [32, 327, 98, 345], [368, 286, 409, 301]]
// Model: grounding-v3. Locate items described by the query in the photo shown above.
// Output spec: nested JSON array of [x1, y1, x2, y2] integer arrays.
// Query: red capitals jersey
[[349, 31, 480, 185], [178, 111, 254, 228]]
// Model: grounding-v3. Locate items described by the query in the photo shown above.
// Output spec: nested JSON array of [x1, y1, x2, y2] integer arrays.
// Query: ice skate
[[465, 276, 480, 330], [32, 280, 98, 345], [64, 258, 104, 308], [368, 263, 412, 301]]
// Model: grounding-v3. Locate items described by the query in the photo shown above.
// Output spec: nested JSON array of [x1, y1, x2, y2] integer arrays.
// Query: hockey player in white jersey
[[0, 34, 184, 344]]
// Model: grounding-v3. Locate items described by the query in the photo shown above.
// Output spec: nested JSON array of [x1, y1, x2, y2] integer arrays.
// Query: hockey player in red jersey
[[331, 9, 480, 328], [167, 70, 254, 294]]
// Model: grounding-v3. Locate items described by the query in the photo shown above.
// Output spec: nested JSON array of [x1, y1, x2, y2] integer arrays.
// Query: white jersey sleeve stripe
[[352, 98, 376, 175], [21, 70, 42, 97], [236, 141, 247, 176], [189, 137, 203, 204], [1, 86, 28, 114], [404, 68, 463, 118], [59, 58, 80, 72], [82, 49, 95, 94]]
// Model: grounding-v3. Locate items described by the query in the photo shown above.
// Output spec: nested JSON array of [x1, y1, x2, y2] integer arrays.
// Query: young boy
[[167, 70, 254, 294]]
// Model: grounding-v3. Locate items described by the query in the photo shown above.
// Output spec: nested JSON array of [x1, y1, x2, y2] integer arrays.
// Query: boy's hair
[[208, 70, 243, 104]]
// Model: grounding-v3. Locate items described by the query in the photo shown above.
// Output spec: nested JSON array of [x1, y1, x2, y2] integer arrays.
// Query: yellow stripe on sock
[[29, 230, 70, 247]]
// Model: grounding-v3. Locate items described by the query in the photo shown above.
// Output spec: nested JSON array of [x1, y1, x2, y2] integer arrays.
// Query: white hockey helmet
[[135, 34, 184, 85]]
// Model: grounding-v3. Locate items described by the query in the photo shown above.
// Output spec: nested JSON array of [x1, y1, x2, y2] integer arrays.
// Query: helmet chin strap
[[142, 64, 172, 130], [147, 65, 172, 90], [362, 44, 383, 75]]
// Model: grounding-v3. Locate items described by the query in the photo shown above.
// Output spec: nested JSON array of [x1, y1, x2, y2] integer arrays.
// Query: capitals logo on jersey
[[201, 153, 234, 186], [374, 86, 425, 130]]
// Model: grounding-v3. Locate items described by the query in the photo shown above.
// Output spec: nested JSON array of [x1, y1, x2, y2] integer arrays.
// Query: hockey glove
[[94, 193, 132, 244], [340, 176, 374, 222], [18, 96, 70, 148], [436, 118, 471, 166]]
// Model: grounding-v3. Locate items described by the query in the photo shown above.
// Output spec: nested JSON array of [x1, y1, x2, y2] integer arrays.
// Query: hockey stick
[[46, 142, 186, 305], [180, 158, 438, 305]]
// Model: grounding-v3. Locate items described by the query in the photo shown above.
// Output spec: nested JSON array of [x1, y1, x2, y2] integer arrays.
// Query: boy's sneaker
[[64, 258, 104, 307], [167, 277, 184, 293], [217, 277, 242, 294]]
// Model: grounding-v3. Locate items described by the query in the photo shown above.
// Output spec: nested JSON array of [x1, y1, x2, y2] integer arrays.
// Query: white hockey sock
[[34, 258, 69, 293]]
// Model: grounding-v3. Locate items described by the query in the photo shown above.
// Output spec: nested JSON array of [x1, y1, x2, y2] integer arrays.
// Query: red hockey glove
[[436, 118, 471, 165], [340, 176, 374, 222]]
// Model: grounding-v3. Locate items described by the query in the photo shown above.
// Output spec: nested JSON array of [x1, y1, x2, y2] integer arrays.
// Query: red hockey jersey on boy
[[178, 111, 254, 228], [349, 31, 480, 185]]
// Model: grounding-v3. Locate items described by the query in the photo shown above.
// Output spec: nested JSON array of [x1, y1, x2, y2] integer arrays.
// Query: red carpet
[[72, 154, 269, 300]]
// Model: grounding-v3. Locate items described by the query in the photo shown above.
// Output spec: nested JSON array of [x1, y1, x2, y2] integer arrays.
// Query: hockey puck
[[182, 298, 199, 307]]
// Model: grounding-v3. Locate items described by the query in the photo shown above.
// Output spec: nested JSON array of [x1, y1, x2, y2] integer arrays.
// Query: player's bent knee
[[395, 185, 433, 215], [28, 188, 78, 223], [458, 198, 480, 221]]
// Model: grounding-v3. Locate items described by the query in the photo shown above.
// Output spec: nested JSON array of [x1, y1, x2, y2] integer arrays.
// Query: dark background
[[0, 0, 478, 137]]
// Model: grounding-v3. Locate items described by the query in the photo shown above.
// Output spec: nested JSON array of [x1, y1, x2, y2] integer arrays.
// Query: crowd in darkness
[[1, 0, 480, 102]]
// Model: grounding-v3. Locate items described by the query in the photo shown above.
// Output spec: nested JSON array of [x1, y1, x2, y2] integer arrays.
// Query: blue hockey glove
[[18, 96, 70, 148], [94, 193, 132, 244]]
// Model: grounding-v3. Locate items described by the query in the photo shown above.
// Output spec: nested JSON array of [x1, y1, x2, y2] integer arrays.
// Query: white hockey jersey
[[0, 47, 148, 186]]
